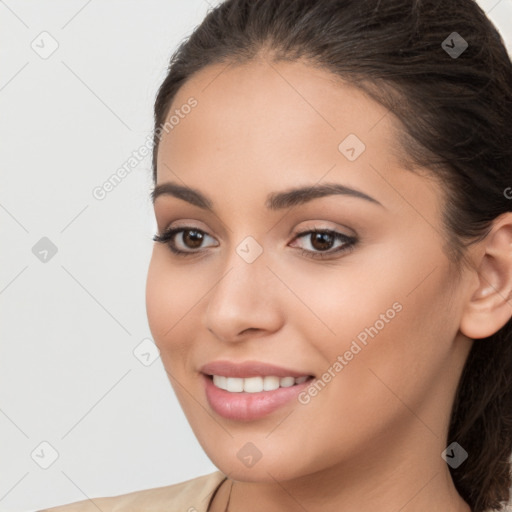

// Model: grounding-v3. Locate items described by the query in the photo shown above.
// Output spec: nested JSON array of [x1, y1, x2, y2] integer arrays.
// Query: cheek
[[146, 252, 206, 417], [275, 244, 409, 351], [288, 240, 457, 406], [145, 251, 201, 358], [146, 254, 170, 345]]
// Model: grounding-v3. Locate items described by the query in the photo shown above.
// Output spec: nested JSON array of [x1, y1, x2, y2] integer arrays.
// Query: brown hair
[[151, 1, 512, 510]]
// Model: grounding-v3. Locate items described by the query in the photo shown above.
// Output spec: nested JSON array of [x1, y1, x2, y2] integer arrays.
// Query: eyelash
[[152, 226, 357, 260]]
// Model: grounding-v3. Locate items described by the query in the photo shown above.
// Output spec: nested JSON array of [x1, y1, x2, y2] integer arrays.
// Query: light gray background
[[1, 1, 511, 511]]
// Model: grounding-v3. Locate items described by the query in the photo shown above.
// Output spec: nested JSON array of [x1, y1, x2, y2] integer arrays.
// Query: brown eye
[[290, 228, 357, 260], [181, 229, 204, 249], [153, 226, 356, 259], [309, 231, 335, 251], [152, 226, 218, 255]]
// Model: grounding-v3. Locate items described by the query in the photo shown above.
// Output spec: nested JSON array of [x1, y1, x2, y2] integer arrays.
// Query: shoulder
[[38, 470, 227, 512]]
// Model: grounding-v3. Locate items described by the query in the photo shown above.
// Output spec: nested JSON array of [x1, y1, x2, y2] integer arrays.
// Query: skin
[[146, 56, 512, 512]]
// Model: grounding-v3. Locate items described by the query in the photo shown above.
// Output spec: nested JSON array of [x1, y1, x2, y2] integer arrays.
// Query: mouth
[[204, 373, 315, 393], [202, 373, 316, 421]]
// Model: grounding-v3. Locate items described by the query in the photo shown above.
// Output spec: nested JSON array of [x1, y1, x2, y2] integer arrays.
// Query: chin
[[204, 441, 316, 483]]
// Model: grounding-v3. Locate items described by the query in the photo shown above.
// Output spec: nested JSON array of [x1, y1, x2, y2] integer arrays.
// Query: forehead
[[162, 58, 395, 151], [155, 58, 443, 221], [158, 59, 397, 168]]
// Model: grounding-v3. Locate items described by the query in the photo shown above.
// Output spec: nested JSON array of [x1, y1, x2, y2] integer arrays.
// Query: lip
[[200, 360, 314, 379], [202, 373, 314, 421]]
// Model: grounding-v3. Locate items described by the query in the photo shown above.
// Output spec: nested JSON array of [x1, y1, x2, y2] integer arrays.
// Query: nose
[[204, 249, 283, 343]]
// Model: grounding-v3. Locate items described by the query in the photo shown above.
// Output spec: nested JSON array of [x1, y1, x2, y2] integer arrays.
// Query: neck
[[213, 467, 470, 512]]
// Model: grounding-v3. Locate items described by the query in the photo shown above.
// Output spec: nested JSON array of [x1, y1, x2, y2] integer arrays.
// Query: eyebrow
[[151, 181, 384, 211]]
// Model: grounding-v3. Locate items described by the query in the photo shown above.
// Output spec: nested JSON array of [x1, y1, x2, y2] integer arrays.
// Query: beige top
[[39, 471, 228, 512]]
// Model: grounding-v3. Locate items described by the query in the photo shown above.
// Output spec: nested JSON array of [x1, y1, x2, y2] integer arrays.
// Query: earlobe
[[460, 213, 512, 340]]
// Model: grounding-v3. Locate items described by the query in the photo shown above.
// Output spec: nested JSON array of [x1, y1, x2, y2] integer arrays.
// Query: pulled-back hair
[[151, 1, 512, 510]]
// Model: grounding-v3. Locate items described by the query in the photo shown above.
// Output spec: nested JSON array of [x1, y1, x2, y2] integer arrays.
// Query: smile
[[203, 374, 315, 421], [210, 374, 311, 393]]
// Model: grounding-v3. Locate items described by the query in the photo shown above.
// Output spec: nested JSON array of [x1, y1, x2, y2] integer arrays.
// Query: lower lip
[[203, 374, 313, 421]]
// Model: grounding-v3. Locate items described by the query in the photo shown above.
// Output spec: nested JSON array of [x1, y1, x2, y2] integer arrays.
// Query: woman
[[41, 0, 512, 511]]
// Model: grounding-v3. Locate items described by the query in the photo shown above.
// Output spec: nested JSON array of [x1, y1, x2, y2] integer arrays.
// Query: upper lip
[[200, 360, 314, 378]]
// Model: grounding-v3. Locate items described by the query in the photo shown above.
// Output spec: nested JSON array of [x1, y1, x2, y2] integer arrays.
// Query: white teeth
[[243, 376, 264, 393], [263, 376, 280, 391], [211, 375, 310, 392], [280, 376, 295, 387], [226, 377, 244, 392], [213, 375, 228, 390]]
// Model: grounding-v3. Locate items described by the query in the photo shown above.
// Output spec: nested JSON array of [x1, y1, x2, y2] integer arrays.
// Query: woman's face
[[146, 58, 474, 482]]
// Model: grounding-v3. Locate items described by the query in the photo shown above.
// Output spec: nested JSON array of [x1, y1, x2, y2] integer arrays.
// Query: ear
[[460, 212, 512, 340]]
